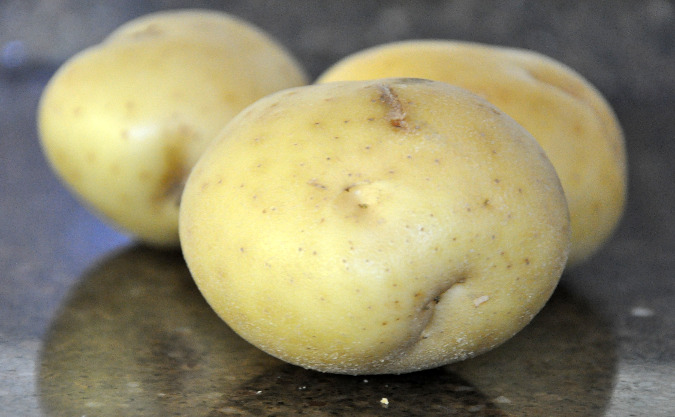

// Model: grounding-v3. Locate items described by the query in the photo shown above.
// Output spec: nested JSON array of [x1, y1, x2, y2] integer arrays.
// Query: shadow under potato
[[38, 246, 616, 417]]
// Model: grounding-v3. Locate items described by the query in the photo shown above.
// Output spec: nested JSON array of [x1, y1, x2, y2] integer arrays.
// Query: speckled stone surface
[[1, 1, 674, 416]]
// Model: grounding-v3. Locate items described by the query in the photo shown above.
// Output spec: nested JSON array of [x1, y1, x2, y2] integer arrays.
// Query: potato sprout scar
[[377, 84, 407, 128]]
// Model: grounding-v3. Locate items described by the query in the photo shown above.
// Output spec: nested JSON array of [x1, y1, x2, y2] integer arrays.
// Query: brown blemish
[[416, 277, 465, 341], [109, 163, 121, 176], [155, 124, 200, 207], [377, 84, 408, 129], [307, 179, 327, 190], [138, 169, 152, 181]]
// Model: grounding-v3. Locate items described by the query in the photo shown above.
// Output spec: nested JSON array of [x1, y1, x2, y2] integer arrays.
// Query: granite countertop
[[1, 1, 673, 416]]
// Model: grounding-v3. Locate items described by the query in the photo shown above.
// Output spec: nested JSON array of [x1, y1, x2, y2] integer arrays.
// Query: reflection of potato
[[220, 365, 509, 415], [180, 78, 570, 374], [317, 40, 627, 265], [39, 247, 280, 416], [37, 9, 308, 246], [448, 285, 617, 414], [38, 249, 614, 415]]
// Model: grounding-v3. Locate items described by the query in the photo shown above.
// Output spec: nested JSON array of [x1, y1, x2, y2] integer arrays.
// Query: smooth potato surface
[[38, 9, 308, 246], [317, 40, 627, 265], [179, 79, 570, 374]]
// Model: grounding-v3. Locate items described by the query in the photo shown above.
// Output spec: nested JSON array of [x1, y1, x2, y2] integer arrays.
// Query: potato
[[37, 9, 308, 246], [179, 78, 570, 374], [317, 40, 627, 266]]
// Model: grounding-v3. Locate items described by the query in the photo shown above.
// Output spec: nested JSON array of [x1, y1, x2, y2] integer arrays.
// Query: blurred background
[[2, 0, 674, 100]]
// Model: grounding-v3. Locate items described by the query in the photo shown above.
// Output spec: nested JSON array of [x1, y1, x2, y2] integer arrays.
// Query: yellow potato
[[179, 78, 570, 374], [38, 9, 308, 246], [317, 40, 627, 266]]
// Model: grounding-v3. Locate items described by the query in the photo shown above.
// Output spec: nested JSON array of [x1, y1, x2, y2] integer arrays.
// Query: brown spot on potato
[[156, 142, 188, 207], [138, 169, 152, 181], [377, 84, 408, 129], [308, 179, 327, 190]]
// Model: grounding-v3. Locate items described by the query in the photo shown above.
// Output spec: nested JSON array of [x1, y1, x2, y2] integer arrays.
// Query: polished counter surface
[[1, 1, 674, 416]]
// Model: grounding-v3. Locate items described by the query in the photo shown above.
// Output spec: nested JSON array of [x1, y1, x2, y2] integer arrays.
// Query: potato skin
[[179, 78, 570, 374], [317, 40, 627, 266], [37, 9, 308, 246]]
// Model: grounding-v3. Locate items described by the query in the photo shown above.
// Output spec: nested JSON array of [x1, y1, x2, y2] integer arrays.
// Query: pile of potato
[[38, 9, 627, 375]]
